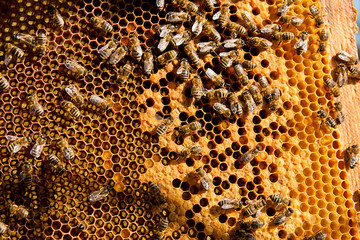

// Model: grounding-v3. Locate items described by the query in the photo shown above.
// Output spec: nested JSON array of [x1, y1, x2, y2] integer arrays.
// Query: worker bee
[[143, 49, 154, 75], [241, 60, 257, 70], [232, 61, 249, 86], [273, 208, 293, 225], [203, 23, 222, 42], [156, 24, 177, 38], [57, 137, 75, 160], [205, 68, 225, 87], [179, 145, 202, 158], [220, 50, 239, 68], [240, 11, 257, 33], [179, 121, 202, 135], [171, 30, 192, 48], [206, 88, 229, 101], [98, 40, 117, 61], [277, 0, 294, 16], [184, 41, 200, 68], [177, 0, 199, 13], [317, 109, 336, 129], [6, 135, 31, 154], [258, 76, 271, 103], [149, 181, 166, 204], [12, 32, 36, 47], [213, 102, 232, 118], [240, 220, 265, 231], [323, 77, 340, 97], [109, 45, 128, 65], [272, 32, 295, 42], [177, 58, 191, 82], [213, 3, 229, 28], [158, 34, 172, 52], [348, 65, 359, 76], [26, 93, 44, 116], [336, 50, 358, 65], [156, 50, 178, 66], [225, 21, 247, 37], [155, 116, 173, 136], [228, 93, 243, 116], [35, 30, 48, 56], [294, 31, 309, 55], [166, 12, 190, 23], [242, 91, 256, 114], [235, 230, 256, 240], [222, 39, 245, 50], [129, 33, 143, 62], [303, 232, 327, 240], [155, 217, 169, 240], [65, 84, 85, 108], [192, 13, 206, 36], [0, 221, 10, 235], [19, 161, 40, 187], [204, 0, 216, 11], [248, 37, 273, 50], [269, 87, 281, 111], [89, 94, 110, 110], [61, 100, 81, 119], [191, 75, 205, 101], [333, 102, 344, 124], [335, 63, 348, 87], [344, 145, 359, 169], [243, 199, 266, 217], [65, 59, 88, 77], [156, 0, 165, 10], [8, 201, 29, 219], [89, 186, 111, 202], [195, 167, 210, 191], [90, 16, 113, 33], [48, 6, 65, 29], [4, 43, 24, 66], [248, 84, 263, 105], [309, 4, 323, 26], [218, 198, 242, 209], [30, 135, 46, 159], [0, 72, 10, 91], [48, 154, 67, 175], [318, 28, 329, 52], [116, 63, 134, 85], [279, 15, 303, 26], [269, 193, 292, 210], [240, 145, 261, 164], [259, 24, 282, 35]]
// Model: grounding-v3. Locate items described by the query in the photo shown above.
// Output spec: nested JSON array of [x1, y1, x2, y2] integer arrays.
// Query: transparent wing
[[134, 45, 143, 55], [4, 52, 13, 66], [294, 39, 302, 49], [98, 42, 110, 54], [223, 39, 239, 49], [201, 176, 210, 190], [12, 145, 21, 153], [65, 59, 77, 71], [18, 171, 25, 182], [172, 33, 186, 46], [156, 0, 165, 9], [219, 52, 230, 57], [65, 85, 77, 98], [158, 36, 170, 52], [176, 64, 184, 74], [243, 11, 253, 21], [213, 11, 221, 20], [302, 38, 309, 53], [5, 135, 20, 141], [14, 33, 36, 47], [205, 68, 217, 80], [259, 25, 274, 34]]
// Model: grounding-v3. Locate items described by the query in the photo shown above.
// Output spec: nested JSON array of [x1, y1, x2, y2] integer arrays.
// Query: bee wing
[[242, 11, 253, 21], [220, 198, 236, 209], [223, 39, 238, 49], [65, 59, 77, 71], [205, 68, 217, 80], [64, 85, 76, 98], [155, 113, 163, 121], [219, 52, 230, 57], [98, 42, 110, 54], [18, 171, 25, 182], [294, 39, 303, 49], [176, 64, 184, 74], [14, 33, 36, 47], [172, 32, 186, 46], [275, 203, 286, 211], [158, 36, 170, 52], [30, 144, 45, 158], [337, 50, 352, 62], [156, 0, 165, 9], [12, 145, 22, 153], [4, 52, 13, 66], [302, 38, 309, 53], [5, 135, 20, 141], [259, 25, 273, 35]]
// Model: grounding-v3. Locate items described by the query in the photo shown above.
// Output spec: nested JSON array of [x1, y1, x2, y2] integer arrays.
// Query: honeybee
[[177, 58, 191, 82], [158, 34, 172, 52], [98, 40, 117, 61], [179, 145, 202, 158], [143, 49, 154, 75], [57, 137, 75, 160], [184, 42, 200, 68], [222, 38, 245, 49], [156, 0, 165, 10], [149, 182, 166, 205], [65, 59, 88, 77], [344, 145, 359, 169], [192, 13, 206, 36], [220, 50, 239, 68], [177, 0, 199, 13], [205, 68, 225, 87], [48, 6, 65, 29], [12, 33, 36, 47], [309, 4, 323, 26], [317, 109, 336, 129], [61, 100, 81, 119], [166, 12, 190, 23], [303, 232, 327, 240], [179, 121, 202, 135], [203, 23, 222, 42], [48, 154, 67, 175], [240, 220, 265, 231], [19, 161, 40, 187], [0, 72, 10, 91], [233, 61, 249, 86], [277, 0, 294, 16], [273, 208, 293, 225], [89, 186, 111, 202], [4, 43, 24, 66], [0, 221, 10, 235], [243, 199, 266, 217], [89, 94, 110, 110], [155, 116, 173, 136], [259, 24, 282, 35], [6, 135, 31, 154], [195, 167, 210, 191], [348, 65, 359, 76], [235, 230, 256, 240], [269, 87, 280, 111], [204, 0, 216, 10], [8, 201, 29, 219], [242, 91, 256, 114], [241, 60, 257, 70], [170, 30, 192, 49], [129, 33, 143, 62], [35, 30, 48, 56], [249, 84, 263, 105], [65, 84, 85, 108], [155, 217, 169, 240], [109, 45, 128, 65], [90, 16, 113, 33], [213, 102, 231, 118], [294, 31, 309, 55], [224, 21, 247, 37], [191, 75, 205, 101], [318, 28, 328, 52], [336, 50, 358, 65], [335, 63, 348, 87], [218, 198, 242, 209], [156, 50, 178, 66], [156, 24, 177, 38], [206, 88, 229, 101], [213, 3, 229, 28], [228, 93, 243, 116], [258, 75, 271, 103], [248, 37, 273, 50], [333, 102, 344, 124], [279, 16, 303, 27], [323, 77, 340, 97], [116, 64, 134, 84], [26, 93, 44, 116], [240, 145, 261, 164], [272, 32, 295, 42], [269, 193, 292, 210], [240, 11, 257, 33], [30, 135, 46, 159]]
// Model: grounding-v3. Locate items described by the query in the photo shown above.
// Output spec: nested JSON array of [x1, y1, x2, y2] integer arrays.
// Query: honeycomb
[[0, 0, 358, 239]]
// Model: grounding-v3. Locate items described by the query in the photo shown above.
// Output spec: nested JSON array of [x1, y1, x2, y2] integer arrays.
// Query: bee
[[156, 50, 178, 66], [8, 201, 29, 219], [65, 59, 88, 77], [57, 137, 75, 160], [116, 63, 134, 85], [335, 63, 348, 87], [35, 30, 48, 56], [225, 21, 247, 36], [156, 24, 177, 38], [26, 93, 44, 116], [274, 208, 293, 225], [318, 28, 329, 52], [213, 102, 232, 118], [157, 34, 172, 52], [249, 84, 263, 105], [89, 186, 111, 202], [179, 121, 202, 135], [48, 154, 67, 175], [241, 60, 257, 70], [48, 6, 65, 29], [240, 11, 257, 33], [90, 16, 113, 33], [109, 45, 128, 65], [0, 73, 10, 91], [336, 50, 358, 65], [235, 230, 256, 240], [309, 4, 323, 26], [240, 145, 261, 164], [205, 68, 225, 87], [156, 0, 165, 10], [233, 61, 249, 86], [303, 232, 327, 240], [203, 23, 222, 42], [179, 145, 202, 158], [220, 50, 239, 68], [61, 100, 81, 119], [294, 31, 309, 55], [269, 193, 292, 210], [228, 93, 243, 116], [324, 77, 340, 97], [191, 75, 205, 101], [269, 87, 281, 111], [317, 109, 336, 129], [242, 91, 256, 114], [149, 181, 167, 204], [344, 145, 359, 169], [129, 33, 143, 62], [98, 40, 117, 61], [240, 220, 265, 231], [65, 84, 85, 108], [248, 37, 273, 50], [12, 32, 36, 47], [348, 65, 359, 76], [89, 94, 110, 110], [6, 135, 31, 154], [218, 198, 242, 209], [30, 135, 46, 159], [195, 167, 210, 191], [204, 0, 216, 11], [177, 0, 199, 13], [213, 3, 229, 28], [222, 38, 245, 49], [143, 49, 154, 75], [243, 199, 266, 217], [192, 13, 206, 36], [277, 0, 294, 16], [332, 102, 345, 124], [206, 88, 229, 101], [166, 12, 190, 23], [0, 221, 9, 235], [4, 43, 24, 66], [258, 76, 272, 103], [19, 161, 40, 187], [155, 116, 173, 136], [171, 30, 192, 49], [279, 16, 303, 27], [272, 32, 295, 42], [177, 58, 191, 82], [184, 41, 200, 68], [155, 217, 169, 240], [259, 24, 282, 35]]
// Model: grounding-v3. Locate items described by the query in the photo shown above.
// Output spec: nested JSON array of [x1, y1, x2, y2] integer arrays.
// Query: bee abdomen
[[0, 76, 10, 91]]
